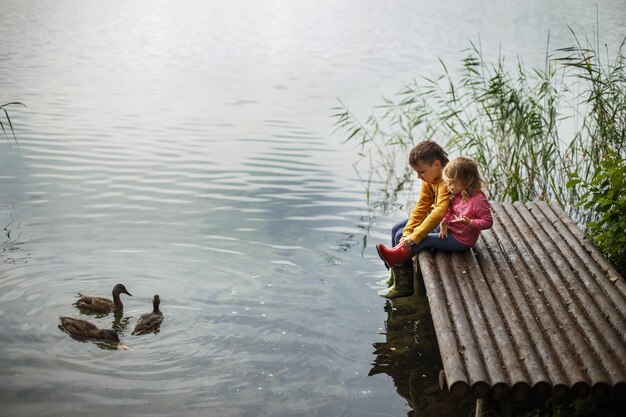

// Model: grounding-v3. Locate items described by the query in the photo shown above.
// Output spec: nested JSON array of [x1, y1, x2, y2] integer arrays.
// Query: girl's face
[[444, 178, 464, 195]]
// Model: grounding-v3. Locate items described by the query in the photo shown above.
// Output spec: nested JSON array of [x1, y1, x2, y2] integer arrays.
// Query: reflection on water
[[1, 217, 31, 266], [111, 311, 132, 334], [370, 296, 473, 417]]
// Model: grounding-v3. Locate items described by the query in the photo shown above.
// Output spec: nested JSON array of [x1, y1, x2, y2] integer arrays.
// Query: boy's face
[[412, 160, 442, 184]]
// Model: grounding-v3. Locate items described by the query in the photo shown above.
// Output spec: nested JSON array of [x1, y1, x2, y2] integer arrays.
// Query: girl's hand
[[439, 222, 448, 239], [451, 215, 472, 226], [399, 236, 413, 249]]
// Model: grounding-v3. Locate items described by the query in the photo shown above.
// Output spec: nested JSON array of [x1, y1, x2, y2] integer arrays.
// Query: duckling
[[58, 316, 130, 350], [132, 295, 163, 335], [74, 283, 132, 314]]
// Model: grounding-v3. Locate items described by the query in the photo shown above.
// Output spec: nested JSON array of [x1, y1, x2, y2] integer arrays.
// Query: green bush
[[568, 150, 626, 275]]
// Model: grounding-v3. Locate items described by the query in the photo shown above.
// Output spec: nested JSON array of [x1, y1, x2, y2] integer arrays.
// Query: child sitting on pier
[[439, 157, 493, 248], [377, 156, 492, 297], [376, 140, 451, 298]]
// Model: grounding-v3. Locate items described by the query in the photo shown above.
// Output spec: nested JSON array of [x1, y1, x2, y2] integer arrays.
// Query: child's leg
[[391, 219, 408, 246], [410, 232, 470, 256]]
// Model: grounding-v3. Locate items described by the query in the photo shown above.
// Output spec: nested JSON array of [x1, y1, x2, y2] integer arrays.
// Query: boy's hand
[[451, 215, 472, 226], [399, 236, 414, 249], [439, 222, 448, 239]]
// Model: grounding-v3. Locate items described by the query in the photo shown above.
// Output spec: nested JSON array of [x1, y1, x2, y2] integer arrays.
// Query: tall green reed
[[334, 32, 625, 223], [1, 101, 25, 146]]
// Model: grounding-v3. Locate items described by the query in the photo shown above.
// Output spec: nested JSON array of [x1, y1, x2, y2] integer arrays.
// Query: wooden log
[[497, 203, 604, 386], [536, 202, 626, 319], [511, 382, 532, 402], [538, 202, 626, 314], [481, 212, 567, 386], [439, 369, 447, 390], [542, 202, 626, 396], [533, 202, 626, 339], [419, 251, 469, 397], [572, 381, 591, 399], [451, 381, 470, 398], [491, 382, 510, 402], [473, 237, 554, 400], [419, 202, 626, 401], [447, 250, 509, 400], [507, 202, 624, 386], [592, 382, 611, 400], [412, 256, 426, 296], [488, 203, 585, 388], [542, 201, 626, 298], [614, 382, 626, 400], [552, 384, 571, 401], [459, 245, 533, 399], [432, 252, 490, 398], [519, 202, 626, 378]]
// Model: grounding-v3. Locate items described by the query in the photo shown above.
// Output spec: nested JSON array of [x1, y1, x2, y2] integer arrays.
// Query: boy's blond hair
[[442, 157, 486, 200], [408, 140, 449, 167]]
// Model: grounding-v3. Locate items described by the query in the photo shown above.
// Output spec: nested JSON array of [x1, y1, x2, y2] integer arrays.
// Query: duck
[[132, 295, 163, 335], [58, 316, 129, 350], [74, 283, 132, 314]]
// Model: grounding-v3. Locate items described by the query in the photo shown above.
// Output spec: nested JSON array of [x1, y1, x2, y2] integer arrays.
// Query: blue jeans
[[391, 219, 471, 266], [391, 219, 408, 247]]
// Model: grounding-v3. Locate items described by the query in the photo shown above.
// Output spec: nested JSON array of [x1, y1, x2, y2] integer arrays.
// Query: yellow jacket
[[402, 177, 451, 244]]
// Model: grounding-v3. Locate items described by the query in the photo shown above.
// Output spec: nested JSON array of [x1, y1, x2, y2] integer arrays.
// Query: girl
[[376, 157, 493, 268]]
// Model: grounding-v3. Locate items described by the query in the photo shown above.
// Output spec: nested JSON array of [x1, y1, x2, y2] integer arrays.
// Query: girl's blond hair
[[442, 157, 486, 200]]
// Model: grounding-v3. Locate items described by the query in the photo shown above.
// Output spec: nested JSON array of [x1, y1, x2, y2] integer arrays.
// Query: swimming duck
[[58, 316, 129, 350], [132, 295, 163, 335], [74, 283, 132, 314]]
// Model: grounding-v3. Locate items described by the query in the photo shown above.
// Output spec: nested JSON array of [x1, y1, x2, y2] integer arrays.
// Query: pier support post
[[475, 399, 483, 417], [412, 256, 426, 296]]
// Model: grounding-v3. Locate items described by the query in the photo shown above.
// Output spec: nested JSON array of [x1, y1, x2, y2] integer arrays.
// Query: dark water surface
[[1, 1, 624, 416]]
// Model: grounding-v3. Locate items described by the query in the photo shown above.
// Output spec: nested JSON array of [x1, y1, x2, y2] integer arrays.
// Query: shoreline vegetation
[[0, 101, 24, 147], [334, 30, 625, 277], [335, 30, 625, 417]]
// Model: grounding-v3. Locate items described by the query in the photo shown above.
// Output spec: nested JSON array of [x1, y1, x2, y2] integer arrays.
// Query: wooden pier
[[416, 201, 626, 403]]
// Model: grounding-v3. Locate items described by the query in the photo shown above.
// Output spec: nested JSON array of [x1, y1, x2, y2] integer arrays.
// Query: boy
[[377, 140, 450, 298]]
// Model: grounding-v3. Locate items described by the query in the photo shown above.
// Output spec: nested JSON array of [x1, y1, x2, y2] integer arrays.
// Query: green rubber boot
[[376, 269, 395, 288], [378, 266, 414, 298]]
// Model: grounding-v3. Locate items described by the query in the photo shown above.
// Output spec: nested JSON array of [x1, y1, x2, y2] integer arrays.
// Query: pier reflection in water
[[370, 295, 473, 417]]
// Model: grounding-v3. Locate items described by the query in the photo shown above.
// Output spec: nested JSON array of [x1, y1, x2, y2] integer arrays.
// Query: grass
[[0, 101, 25, 147], [334, 29, 625, 246]]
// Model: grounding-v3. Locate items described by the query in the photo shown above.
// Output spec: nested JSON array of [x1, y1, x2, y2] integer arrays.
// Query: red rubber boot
[[376, 243, 412, 268]]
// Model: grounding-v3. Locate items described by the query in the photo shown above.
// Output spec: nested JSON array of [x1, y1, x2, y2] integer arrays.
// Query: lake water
[[1, 1, 624, 416]]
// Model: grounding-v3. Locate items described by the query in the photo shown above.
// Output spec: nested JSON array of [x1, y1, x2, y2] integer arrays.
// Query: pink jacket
[[442, 192, 493, 246]]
